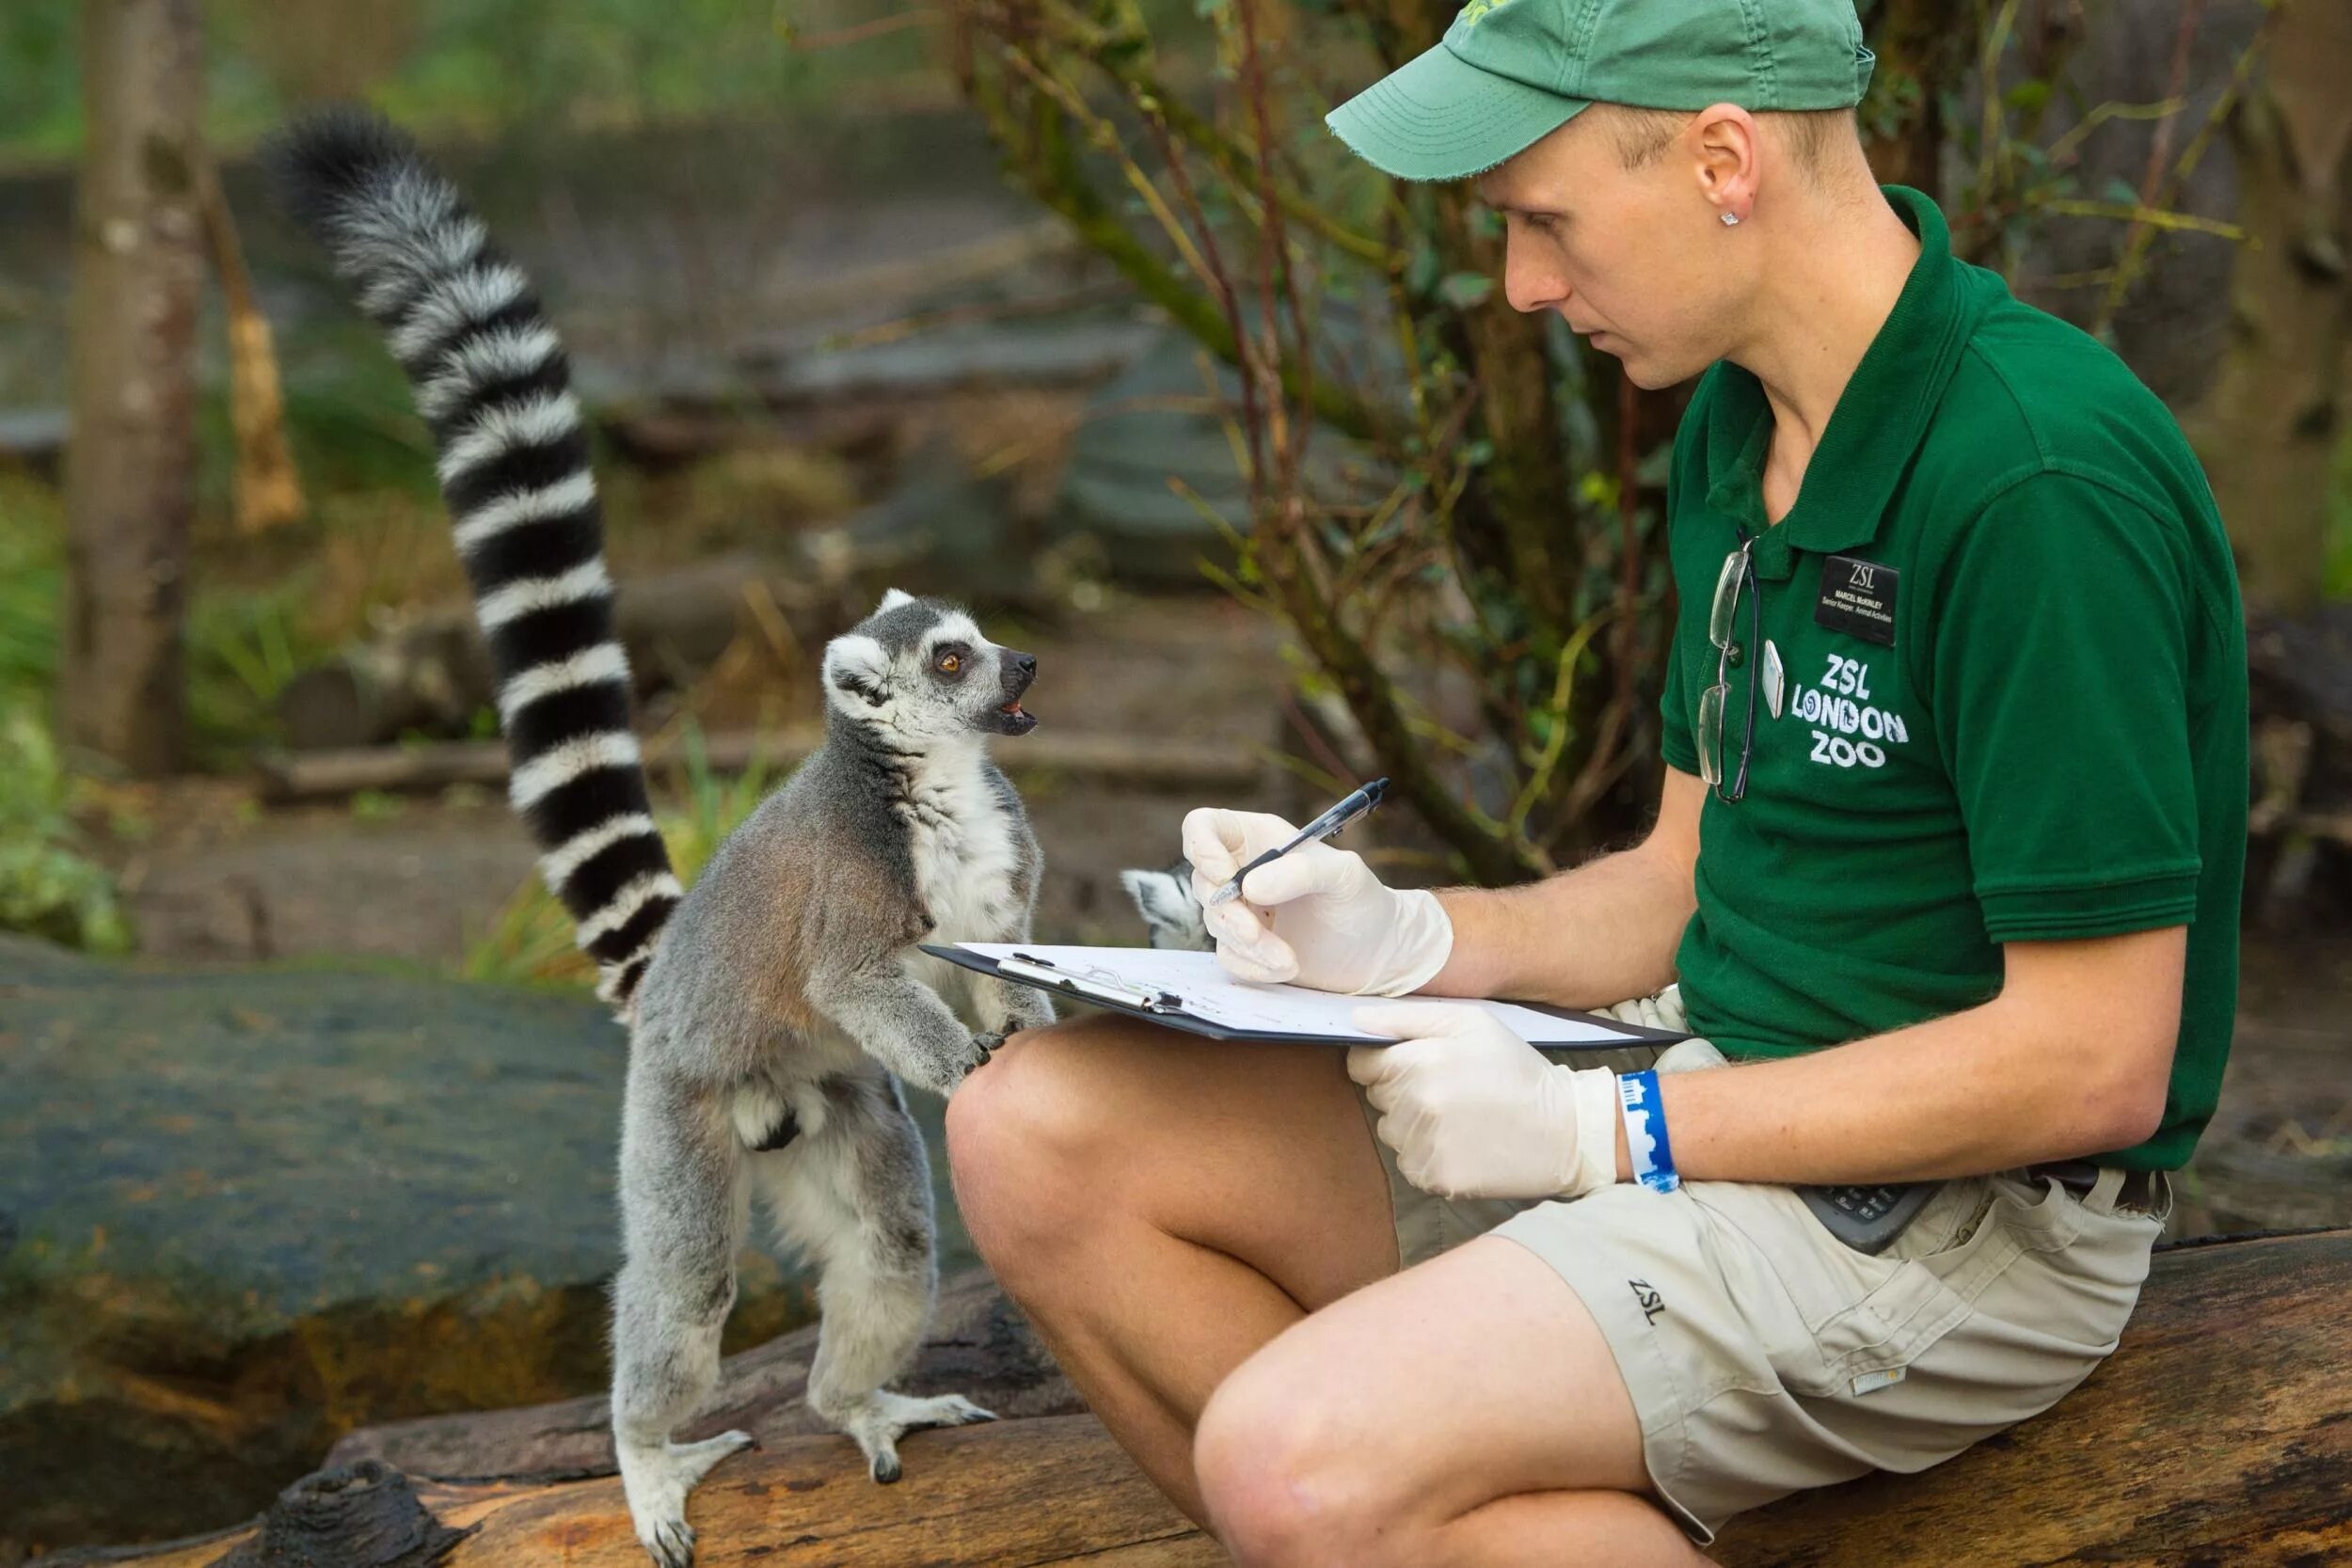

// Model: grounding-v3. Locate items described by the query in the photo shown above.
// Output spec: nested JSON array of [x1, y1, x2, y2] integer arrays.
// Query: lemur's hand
[[1181, 808, 1453, 996]]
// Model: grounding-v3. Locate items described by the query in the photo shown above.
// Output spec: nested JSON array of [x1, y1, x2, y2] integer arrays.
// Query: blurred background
[[2, 0, 2349, 1557]]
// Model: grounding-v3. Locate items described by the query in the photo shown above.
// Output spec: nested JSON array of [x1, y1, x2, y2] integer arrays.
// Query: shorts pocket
[[1692, 1179, 2018, 1400]]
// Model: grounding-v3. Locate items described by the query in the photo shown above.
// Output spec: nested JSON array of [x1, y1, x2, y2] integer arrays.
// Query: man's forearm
[[1635, 990, 2174, 1184], [1422, 847, 1694, 1008]]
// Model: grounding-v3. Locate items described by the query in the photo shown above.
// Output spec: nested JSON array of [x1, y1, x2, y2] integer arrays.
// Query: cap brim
[[1326, 42, 1587, 182]]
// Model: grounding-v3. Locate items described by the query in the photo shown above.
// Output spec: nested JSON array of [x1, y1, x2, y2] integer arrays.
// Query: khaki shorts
[[1348, 991, 2170, 1544]]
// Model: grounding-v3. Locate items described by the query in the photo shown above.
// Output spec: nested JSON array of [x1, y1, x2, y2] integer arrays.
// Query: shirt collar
[[1700, 185, 1988, 580]]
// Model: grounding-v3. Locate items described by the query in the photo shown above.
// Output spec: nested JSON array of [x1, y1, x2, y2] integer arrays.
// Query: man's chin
[[1604, 347, 1670, 389]]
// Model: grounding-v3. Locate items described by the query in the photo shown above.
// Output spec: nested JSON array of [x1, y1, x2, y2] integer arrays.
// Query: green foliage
[[0, 473, 62, 707], [2327, 434, 2352, 603], [0, 0, 970, 168], [459, 721, 787, 990], [0, 479, 130, 953], [0, 3, 77, 163], [185, 582, 326, 764], [959, 0, 1671, 879], [0, 711, 134, 954]]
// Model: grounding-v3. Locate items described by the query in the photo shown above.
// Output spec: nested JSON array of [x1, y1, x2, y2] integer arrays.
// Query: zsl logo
[[1458, 0, 1518, 24]]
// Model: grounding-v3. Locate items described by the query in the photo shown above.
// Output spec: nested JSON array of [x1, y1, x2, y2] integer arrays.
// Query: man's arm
[[1422, 765, 1705, 1008], [1630, 925, 2185, 1182]]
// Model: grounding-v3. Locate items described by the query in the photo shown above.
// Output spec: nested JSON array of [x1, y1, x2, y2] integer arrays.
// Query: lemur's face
[[821, 589, 1039, 743]]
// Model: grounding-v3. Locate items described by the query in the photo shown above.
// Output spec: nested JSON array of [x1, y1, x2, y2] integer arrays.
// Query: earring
[[1720, 211, 1740, 227]]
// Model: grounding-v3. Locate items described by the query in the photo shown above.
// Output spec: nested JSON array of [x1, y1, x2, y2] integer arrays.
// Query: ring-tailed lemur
[[271, 110, 1057, 1568]]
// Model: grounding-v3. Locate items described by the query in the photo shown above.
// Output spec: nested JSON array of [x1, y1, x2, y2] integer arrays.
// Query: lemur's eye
[[936, 652, 961, 674]]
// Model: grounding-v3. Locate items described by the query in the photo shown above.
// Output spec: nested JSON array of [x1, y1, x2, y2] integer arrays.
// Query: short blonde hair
[[1604, 104, 1855, 178]]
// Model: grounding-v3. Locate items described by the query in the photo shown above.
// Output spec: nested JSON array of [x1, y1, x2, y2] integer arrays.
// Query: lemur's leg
[[754, 1069, 994, 1482], [973, 966, 1057, 1039], [612, 1066, 755, 1568], [807, 956, 990, 1097]]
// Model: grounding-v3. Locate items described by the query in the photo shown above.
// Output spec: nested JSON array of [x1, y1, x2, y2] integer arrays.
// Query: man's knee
[[1193, 1357, 1390, 1568], [944, 1020, 1118, 1268]]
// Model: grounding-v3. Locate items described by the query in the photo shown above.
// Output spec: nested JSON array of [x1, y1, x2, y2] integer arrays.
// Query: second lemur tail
[[269, 109, 678, 1011]]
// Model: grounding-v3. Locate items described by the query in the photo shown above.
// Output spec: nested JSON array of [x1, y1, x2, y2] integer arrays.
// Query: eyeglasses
[[1696, 535, 1759, 803]]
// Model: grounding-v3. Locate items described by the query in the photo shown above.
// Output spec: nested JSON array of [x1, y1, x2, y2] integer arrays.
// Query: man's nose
[[1502, 235, 1566, 315]]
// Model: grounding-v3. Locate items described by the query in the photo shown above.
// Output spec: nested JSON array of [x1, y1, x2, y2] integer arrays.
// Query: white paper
[[954, 943, 1653, 1046]]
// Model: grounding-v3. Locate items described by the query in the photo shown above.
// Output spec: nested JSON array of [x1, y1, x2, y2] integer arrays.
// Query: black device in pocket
[[1798, 1182, 1940, 1255]]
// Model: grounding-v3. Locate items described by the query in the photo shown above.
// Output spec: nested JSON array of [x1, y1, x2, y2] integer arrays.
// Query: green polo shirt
[[1657, 185, 2247, 1172]]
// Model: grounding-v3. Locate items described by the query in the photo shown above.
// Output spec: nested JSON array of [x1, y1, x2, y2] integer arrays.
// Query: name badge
[[1815, 554, 1898, 646]]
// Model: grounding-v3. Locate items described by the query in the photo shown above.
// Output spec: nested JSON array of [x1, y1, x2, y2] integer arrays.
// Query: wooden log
[[256, 727, 1267, 802], [42, 1419, 1220, 1568], [323, 1269, 1084, 1481], [55, 1234, 2351, 1566]]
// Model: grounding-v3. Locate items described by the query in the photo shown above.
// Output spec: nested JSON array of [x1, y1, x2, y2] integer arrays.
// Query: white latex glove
[[1180, 807, 1452, 996], [1347, 1003, 1622, 1201]]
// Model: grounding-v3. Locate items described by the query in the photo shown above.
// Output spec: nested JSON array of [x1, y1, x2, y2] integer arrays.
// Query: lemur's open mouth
[[993, 649, 1040, 735]]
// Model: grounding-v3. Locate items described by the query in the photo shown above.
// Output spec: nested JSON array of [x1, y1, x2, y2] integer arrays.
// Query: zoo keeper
[[944, 0, 2250, 1559]]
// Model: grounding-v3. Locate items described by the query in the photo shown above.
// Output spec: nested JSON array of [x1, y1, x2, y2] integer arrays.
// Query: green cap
[[1327, 0, 1874, 182]]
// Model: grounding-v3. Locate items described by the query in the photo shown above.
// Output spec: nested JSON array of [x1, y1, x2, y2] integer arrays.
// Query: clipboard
[[921, 943, 1690, 1050]]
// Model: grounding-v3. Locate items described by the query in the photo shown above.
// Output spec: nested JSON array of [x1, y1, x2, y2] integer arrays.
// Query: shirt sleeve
[[1660, 628, 1698, 774], [1926, 474, 2203, 942], [1659, 430, 1701, 776]]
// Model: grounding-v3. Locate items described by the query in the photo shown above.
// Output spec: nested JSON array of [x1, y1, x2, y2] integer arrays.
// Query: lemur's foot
[[835, 1389, 998, 1483], [618, 1429, 756, 1567]]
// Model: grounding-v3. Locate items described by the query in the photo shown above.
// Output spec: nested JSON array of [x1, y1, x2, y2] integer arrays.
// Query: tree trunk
[[60, 0, 206, 775], [2188, 0, 2352, 616]]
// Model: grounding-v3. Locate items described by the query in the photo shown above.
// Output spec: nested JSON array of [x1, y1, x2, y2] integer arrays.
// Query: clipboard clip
[[1000, 953, 1184, 1015]]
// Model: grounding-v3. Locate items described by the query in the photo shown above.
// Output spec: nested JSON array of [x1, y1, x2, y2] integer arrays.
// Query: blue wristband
[[1618, 1069, 1679, 1194]]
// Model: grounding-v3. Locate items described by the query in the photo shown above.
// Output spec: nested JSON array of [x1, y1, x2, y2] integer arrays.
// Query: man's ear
[[1688, 101, 1759, 221], [876, 587, 915, 614], [823, 633, 892, 709]]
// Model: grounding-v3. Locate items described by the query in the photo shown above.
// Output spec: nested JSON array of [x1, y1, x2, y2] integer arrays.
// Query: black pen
[[1204, 778, 1391, 910]]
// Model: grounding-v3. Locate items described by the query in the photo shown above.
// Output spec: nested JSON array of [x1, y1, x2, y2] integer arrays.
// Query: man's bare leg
[[1194, 1234, 1707, 1568], [943, 1012, 1401, 1520]]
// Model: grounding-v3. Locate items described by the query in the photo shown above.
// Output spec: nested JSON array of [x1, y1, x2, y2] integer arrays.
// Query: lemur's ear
[[875, 588, 915, 614], [823, 633, 893, 710]]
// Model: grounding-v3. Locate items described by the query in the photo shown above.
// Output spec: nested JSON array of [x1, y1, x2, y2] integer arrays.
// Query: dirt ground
[[86, 588, 2352, 1244]]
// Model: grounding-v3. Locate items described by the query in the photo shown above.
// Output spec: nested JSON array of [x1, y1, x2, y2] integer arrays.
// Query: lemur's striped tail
[[270, 110, 679, 1011]]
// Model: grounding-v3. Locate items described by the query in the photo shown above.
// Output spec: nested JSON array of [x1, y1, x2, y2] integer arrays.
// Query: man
[[946, 0, 2248, 1560]]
